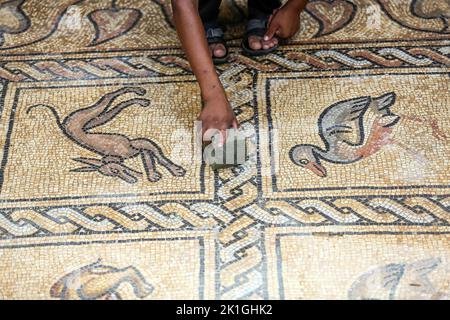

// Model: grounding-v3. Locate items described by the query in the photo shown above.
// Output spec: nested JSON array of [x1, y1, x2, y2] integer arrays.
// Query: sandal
[[242, 17, 280, 57], [204, 21, 229, 65]]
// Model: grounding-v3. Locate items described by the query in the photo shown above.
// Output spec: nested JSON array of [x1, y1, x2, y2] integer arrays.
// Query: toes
[[168, 165, 186, 177], [249, 35, 278, 51], [209, 43, 226, 58], [248, 35, 262, 50], [261, 38, 278, 50]]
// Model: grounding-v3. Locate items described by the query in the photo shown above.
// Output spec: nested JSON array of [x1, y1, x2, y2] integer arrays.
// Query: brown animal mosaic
[[27, 87, 186, 183], [0, 0, 448, 300], [50, 259, 154, 300]]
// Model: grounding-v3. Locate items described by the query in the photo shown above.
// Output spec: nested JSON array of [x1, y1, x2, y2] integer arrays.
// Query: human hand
[[199, 96, 238, 146], [264, 3, 302, 41]]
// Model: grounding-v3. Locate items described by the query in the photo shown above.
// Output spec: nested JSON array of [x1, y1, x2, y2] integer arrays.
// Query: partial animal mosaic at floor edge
[[0, 0, 449, 300]]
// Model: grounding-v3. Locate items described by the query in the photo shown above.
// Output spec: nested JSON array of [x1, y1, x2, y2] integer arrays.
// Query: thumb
[[269, 8, 279, 24], [264, 22, 279, 41], [232, 118, 238, 130], [219, 129, 227, 147]]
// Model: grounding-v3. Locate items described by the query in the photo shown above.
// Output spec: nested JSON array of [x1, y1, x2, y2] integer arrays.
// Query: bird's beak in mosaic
[[306, 162, 327, 177]]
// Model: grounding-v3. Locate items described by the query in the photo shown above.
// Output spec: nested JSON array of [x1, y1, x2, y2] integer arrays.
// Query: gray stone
[[203, 130, 247, 170]]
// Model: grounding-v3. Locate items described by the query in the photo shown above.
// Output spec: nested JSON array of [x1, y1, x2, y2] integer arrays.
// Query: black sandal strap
[[246, 18, 268, 37], [206, 27, 224, 40], [203, 21, 229, 64], [204, 21, 225, 45], [242, 17, 279, 57]]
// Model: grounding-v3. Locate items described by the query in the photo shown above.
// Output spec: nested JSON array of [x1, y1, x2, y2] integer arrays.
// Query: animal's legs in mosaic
[[66, 87, 148, 132], [83, 98, 150, 130], [138, 147, 161, 182]]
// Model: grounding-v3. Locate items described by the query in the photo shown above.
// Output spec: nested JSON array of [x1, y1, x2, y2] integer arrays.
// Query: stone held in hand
[[203, 129, 247, 170]]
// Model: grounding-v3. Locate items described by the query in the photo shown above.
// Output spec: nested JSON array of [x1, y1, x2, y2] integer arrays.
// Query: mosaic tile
[[0, 78, 212, 207], [0, 230, 218, 299], [0, 0, 449, 300], [257, 70, 450, 198], [264, 226, 450, 299]]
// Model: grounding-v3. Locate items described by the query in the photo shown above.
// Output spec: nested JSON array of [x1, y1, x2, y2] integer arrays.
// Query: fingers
[[203, 126, 227, 147], [232, 118, 238, 130], [206, 127, 226, 147], [219, 129, 227, 147], [264, 9, 280, 41], [202, 121, 239, 147], [261, 37, 278, 50], [203, 127, 219, 142], [264, 22, 279, 41]]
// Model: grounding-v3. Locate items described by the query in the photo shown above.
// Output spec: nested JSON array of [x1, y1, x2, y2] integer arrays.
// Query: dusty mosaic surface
[[0, 0, 449, 300]]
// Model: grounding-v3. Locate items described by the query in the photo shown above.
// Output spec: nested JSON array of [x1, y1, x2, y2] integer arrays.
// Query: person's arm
[[264, 0, 308, 40], [171, 0, 237, 142], [285, 0, 309, 12]]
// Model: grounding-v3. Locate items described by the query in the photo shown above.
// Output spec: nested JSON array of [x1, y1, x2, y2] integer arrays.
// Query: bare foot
[[248, 35, 278, 51], [209, 43, 226, 59]]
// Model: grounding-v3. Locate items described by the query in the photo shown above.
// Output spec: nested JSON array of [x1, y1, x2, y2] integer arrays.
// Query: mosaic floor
[[0, 0, 449, 300]]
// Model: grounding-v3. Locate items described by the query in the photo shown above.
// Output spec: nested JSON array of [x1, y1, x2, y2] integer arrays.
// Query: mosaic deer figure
[[26, 87, 186, 183]]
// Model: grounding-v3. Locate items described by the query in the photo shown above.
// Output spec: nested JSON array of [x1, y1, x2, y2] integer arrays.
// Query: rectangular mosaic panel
[[264, 225, 450, 300], [0, 230, 217, 299], [257, 69, 450, 199], [0, 0, 448, 56], [0, 77, 213, 208], [0, 0, 449, 301]]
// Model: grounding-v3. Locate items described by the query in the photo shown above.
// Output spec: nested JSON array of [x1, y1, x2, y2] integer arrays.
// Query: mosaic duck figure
[[290, 92, 400, 177]]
